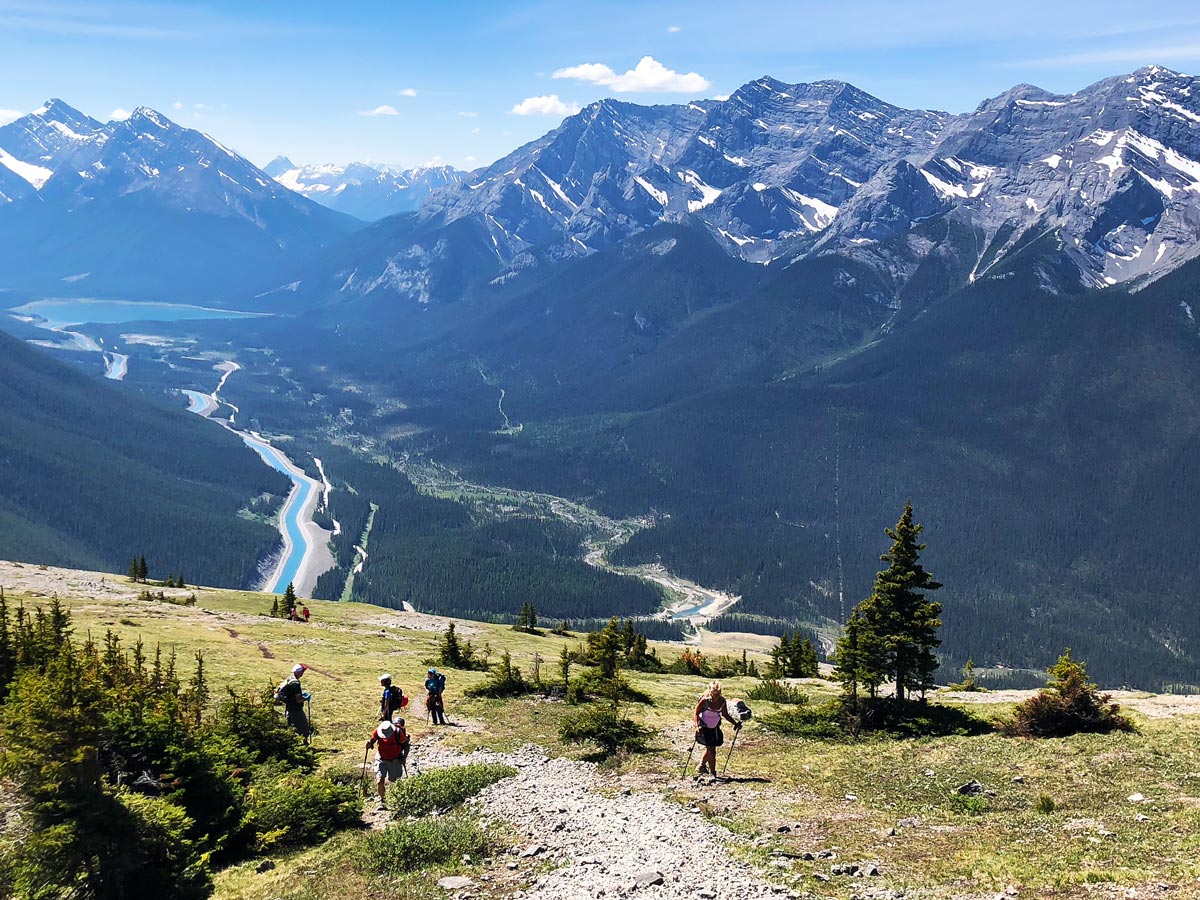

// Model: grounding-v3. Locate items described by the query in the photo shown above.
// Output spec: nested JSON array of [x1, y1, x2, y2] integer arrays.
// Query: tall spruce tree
[[137, 556, 148, 583], [283, 582, 298, 616], [850, 502, 943, 703]]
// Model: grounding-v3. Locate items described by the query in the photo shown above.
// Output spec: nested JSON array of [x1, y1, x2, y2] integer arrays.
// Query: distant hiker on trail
[[693, 681, 740, 776], [301, 606, 310, 623], [276, 663, 311, 743], [379, 673, 407, 722], [365, 717, 409, 803], [425, 667, 447, 725]]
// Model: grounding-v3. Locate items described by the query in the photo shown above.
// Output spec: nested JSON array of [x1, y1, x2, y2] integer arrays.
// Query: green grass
[[384, 764, 516, 818], [11, 566, 1200, 899]]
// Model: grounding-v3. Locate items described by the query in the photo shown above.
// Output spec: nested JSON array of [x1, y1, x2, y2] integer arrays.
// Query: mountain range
[[263, 156, 464, 221], [287, 64, 1200, 311], [0, 100, 358, 298]]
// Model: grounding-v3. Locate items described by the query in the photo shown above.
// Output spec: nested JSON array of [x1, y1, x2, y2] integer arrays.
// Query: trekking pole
[[721, 727, 741, 776], [680, 737, 697, 776], [360, 745, 370, 796]]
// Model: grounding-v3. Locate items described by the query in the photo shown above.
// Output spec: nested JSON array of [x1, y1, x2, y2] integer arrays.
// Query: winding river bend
[[182, 364, 333, 596], [3, 298, 330, 597]]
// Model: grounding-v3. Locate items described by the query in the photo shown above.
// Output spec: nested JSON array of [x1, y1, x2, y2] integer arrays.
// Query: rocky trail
[[370, 740, 797, 900]]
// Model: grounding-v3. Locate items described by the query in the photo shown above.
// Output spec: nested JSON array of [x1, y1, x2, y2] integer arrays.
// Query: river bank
[[183, 362, 333, 598]]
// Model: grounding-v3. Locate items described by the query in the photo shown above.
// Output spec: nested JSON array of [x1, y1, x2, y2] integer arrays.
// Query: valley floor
[[4, 560, 1200, 900]]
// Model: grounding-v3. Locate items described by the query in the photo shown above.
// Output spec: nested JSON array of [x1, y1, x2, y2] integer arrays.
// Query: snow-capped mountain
[[265, 157, 464, 221], [399, 66, 1200, 296], [0, 100, 357, 297]]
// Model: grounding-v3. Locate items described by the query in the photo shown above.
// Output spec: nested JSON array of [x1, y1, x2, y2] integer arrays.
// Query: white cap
[[380, 673, 392, 682], [377, 720, 396, 738], [292, 664, 306, 676]]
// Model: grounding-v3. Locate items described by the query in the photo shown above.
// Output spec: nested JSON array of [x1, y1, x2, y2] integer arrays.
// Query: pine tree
[[269, 597, 281, 618], [851, 502, 943, 703], [283, 582, 298, 616], [559, 644, 571, 689], [440, 622, 463, 667], [137, 556, 148, 583], [127, 558, 139, 583], [833, 612, 863, 708], [527, 602, 537, 632]]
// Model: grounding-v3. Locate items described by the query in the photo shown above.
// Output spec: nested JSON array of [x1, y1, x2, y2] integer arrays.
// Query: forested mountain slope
[[0, 330, 287, 586]]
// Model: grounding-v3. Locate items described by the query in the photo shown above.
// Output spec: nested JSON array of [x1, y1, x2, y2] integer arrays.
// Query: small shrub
[[746, 679, 809, 705], [241, 773, 360, 850], [360, 813, 495, 875], [573, 669, 653, 705], [117, 793, 212, 900], [385, 764, 516, 818], [559, 705, 651, 755], [465, 651, 533, 698], [947, 659, 989, 692], [759, 700, 846, 739], [1035, 794, 1056, 815], [948, 793, 990, 815], [1003, 650, 1134, 738]]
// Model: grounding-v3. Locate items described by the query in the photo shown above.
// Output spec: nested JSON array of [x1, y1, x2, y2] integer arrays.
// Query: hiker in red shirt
[[365, 718, 409, 803]]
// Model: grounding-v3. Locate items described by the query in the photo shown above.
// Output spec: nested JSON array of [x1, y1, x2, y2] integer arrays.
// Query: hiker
[[276, 663, 311, 743], [379, 673, 406, 721], [301, 606, 310, 623], [425, 667, 447, 725], [693, 681, 740, 776], [365, 717, 409, 803]]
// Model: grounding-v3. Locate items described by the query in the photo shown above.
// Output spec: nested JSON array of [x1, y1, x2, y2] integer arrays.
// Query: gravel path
[[413, 744, 792, 900]]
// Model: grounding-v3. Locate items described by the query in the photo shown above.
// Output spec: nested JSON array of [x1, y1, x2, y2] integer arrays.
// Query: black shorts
[[697, 725, 723, 748]]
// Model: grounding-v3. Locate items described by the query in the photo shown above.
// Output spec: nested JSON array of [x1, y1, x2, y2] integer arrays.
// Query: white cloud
[[457, 110, 479, 118], [359, 104, 399, 117], [553, 55, 710, 93], [511, 94, 581, 116], [173, 101, 183, 110], [471, 127, 481, 134], [110, 107, 132, 121], [713, 94, 730, 101], [0, 108, 20, 125], [667, 25, 681, 33], [398, 87, 418, 97], [465, 155, 477, 163]]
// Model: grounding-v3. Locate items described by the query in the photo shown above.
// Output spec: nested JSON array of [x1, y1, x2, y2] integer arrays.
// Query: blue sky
[[2, 0, 1200, 171]]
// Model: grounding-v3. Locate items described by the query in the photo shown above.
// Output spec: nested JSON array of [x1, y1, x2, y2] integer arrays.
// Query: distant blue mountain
[[0, 101, 360, 300], [265, 157, 464, 221]]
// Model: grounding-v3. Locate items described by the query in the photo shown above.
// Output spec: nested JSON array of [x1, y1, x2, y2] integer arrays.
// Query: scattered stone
[[255, 860, 275, 874], [520, 844, 545, 858], [924, 769, 936, 777], [1012, 775, 1025, 784], [506, 861, 519, 870], [1128, 793, 1146, 804], [437, 876, 473, 891], [864, 863, 881, 876], [844, 793, 859, 801], [698, 890, 717, 899], [1136, 813, 1151, 822], [897, 816, 921, 828], [776, 824, 791, 833], [633, 870, 665, 889], [957, 780, 985, 796], [812, 873, 831, 883]]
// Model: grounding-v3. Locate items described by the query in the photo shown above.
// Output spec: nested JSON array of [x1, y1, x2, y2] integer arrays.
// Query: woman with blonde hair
[[693, 681, 740, 776]]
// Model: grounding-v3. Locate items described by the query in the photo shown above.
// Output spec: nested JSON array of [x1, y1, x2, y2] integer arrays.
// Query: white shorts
[[375, 756, 404, 781]]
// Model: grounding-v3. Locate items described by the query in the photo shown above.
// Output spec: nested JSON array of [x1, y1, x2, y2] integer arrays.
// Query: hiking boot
[[696, 764, 709, 776]]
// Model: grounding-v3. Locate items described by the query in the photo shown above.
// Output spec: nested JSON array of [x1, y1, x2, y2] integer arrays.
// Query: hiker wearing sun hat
[[365, 717, 410, 802], [275, 663, 311, 742]]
